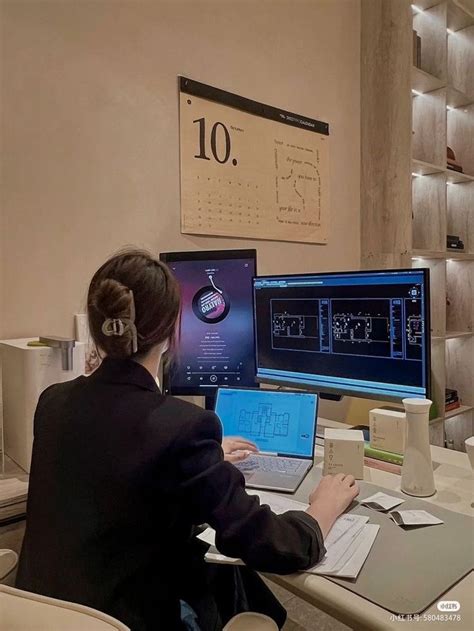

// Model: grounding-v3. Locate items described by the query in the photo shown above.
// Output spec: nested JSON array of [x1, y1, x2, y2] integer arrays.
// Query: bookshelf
[[361, 0, 473, 449]]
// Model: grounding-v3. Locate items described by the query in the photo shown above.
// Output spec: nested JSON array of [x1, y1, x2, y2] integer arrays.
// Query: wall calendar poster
[[179, 77, 330, 244]]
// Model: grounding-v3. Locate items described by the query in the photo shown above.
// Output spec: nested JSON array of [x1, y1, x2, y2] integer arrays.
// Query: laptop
[[215, 387, 318, 493]]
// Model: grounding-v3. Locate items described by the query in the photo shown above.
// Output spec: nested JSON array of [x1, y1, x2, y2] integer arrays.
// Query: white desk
[[265, 418, 474, 631], [2, 421, 473, 629]]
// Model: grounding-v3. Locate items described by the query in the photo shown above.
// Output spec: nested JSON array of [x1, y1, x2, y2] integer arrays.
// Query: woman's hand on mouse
[[222, 437, 258, 463]]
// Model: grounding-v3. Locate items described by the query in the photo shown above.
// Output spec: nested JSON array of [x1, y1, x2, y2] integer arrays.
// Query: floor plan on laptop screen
[[216, 389, 317, 457]]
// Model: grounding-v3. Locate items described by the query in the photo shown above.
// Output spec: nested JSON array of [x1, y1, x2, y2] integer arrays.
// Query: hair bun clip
[[100, 289, 138, 355], [102, 318, 126, 337]]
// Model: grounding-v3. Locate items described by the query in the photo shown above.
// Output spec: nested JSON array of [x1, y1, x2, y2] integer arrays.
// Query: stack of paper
[[306, 514, 379, 579], [0, 478, 28, 507], [0, 477, 29, 523], [200, 490, 379, 579]]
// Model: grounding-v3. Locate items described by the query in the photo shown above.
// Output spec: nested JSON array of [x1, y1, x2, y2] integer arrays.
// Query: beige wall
[[0, 0, 360, 339]]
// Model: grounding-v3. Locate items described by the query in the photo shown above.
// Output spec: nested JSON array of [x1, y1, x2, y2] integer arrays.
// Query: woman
[[16, 249, 359, 631]]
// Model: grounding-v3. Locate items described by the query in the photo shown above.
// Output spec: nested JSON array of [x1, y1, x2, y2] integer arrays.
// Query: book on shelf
[[445, 401, 461, 412], [446, 234, 464, 251], [445, 388, 460, 412], [445, 387, 458, 403], [447, 147, 463, 173], [412, 30, 422, 68]]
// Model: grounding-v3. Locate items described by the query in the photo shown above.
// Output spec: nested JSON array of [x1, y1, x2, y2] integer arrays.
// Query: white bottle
[[401, 398, 435, 497]]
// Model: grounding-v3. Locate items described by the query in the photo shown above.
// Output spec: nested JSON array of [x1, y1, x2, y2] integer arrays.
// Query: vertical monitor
[[160, 249, 257, 396], [253, 268, 430, 401]]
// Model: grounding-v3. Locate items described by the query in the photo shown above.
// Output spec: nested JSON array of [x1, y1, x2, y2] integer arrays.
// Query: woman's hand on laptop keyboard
[[306, 473, 360, 539], [222, 436, 259, 463]]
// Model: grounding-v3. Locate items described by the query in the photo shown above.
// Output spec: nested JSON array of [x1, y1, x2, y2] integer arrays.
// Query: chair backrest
[[0, 584, 130, 631], [0, 549, 18, 585]]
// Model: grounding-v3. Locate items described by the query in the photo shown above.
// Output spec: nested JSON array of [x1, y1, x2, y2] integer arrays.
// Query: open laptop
[[215, 387, 318, 493]]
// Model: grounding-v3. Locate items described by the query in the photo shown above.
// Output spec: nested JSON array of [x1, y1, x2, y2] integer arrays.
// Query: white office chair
[[0, 583, 278, 631], [223, 611, 279, 631], [0, 549, 18, 586], [0, 584, 130, 631]]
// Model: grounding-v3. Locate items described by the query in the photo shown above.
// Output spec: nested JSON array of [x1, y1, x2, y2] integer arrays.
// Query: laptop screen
[[215, 388, 318, 458]]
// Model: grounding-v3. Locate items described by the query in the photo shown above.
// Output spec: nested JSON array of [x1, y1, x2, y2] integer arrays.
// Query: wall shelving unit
[[361, 0, 473, 449]]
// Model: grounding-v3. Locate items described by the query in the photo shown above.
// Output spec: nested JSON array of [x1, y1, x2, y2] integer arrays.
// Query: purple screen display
[[167, 257, 256, 392]]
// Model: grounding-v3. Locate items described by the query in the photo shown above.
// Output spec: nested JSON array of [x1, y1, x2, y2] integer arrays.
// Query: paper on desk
[[361, 491, 404, 511], [306, 514, 369, 575], [326, 524, 380, 579], [390, 510, 444, 527]]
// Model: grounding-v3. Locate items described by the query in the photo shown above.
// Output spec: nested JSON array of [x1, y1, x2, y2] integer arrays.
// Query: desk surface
[[265, 418, 474, 631], [2, 419, 473, 629]]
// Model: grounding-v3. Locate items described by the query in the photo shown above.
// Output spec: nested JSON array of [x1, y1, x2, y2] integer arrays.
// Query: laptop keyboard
[[237, 455, 304, 474]]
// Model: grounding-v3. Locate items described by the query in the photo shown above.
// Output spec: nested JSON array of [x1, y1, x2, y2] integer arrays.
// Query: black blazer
[[16, 358, 324, 630]]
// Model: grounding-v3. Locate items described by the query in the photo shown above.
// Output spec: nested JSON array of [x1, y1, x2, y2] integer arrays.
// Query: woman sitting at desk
[[16, 249, 359, 631]]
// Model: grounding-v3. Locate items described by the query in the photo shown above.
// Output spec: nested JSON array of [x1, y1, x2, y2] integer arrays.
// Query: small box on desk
[[369, 408, 406, 456], [323, 428, 364, 479]]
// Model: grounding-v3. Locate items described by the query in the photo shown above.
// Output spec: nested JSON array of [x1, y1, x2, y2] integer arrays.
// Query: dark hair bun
[[91, 279, 132, 319], [87, 249, 180, 361], [89, 279, 135, 359]]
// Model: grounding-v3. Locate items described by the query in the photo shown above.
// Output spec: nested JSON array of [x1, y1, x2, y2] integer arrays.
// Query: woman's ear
[[162, 339, 169, 354]]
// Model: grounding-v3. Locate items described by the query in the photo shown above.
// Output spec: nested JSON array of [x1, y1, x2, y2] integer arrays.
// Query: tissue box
[[369, 408, 406, 455], [323, 428, 364, 479]]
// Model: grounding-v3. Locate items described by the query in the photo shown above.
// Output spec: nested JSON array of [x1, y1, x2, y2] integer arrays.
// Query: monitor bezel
[[215, 385, 319, 460], [252, 267, 431, 403], [160, 249, 257, 397]]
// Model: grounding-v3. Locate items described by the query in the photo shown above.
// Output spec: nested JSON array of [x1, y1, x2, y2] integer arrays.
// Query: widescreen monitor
[[160, 249, 257, 396], [253, 268, 430, 401]]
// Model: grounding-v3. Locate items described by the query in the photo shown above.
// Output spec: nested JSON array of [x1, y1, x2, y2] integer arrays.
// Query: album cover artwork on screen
[[163, 253, 256, 395]]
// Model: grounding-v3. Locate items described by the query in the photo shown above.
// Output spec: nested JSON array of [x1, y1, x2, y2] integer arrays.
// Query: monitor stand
[[319, 392, 343, 402], [204, 395, 216, 411]]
